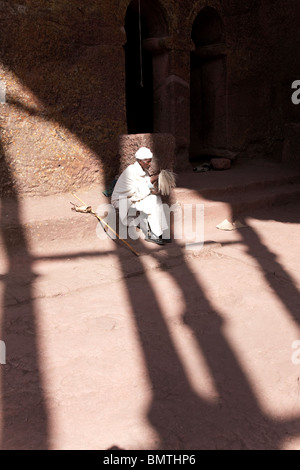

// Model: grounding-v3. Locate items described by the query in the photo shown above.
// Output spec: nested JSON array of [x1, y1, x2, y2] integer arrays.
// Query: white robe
[[111, 161, 168, 237]]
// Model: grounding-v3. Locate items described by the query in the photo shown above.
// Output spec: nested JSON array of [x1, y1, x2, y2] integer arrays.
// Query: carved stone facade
[[0, 0, 299, 196]]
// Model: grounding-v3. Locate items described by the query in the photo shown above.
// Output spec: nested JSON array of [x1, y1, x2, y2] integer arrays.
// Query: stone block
[[211, 157, 231, 170], [118, 133, 176, 174]]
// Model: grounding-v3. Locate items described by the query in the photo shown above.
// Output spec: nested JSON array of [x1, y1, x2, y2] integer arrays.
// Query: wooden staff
[[71, 193, 140, 257]]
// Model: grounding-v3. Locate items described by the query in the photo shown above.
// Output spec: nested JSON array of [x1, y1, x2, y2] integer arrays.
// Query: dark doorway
[[125, 2, 154, 134], [190, 7, 227, 160]]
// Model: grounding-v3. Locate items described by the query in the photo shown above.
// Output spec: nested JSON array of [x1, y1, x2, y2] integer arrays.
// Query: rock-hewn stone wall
[[0, 0, 127, 196], [0, 0, 299, 196]]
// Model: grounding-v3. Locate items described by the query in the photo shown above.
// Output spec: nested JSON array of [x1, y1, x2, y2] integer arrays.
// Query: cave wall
[[0, 0, 298, 196]]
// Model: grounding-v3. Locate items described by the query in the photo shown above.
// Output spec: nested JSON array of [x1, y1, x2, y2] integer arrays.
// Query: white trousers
[[134, 194, 168, 237], [115, 194, 168, 238]]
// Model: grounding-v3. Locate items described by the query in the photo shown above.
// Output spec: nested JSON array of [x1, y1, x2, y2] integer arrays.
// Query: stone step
[[176, 172, 300, 201], [173, 179, 300, 223], [175, 159, 300, 200], [172, 182, 300, 243], [2, 181, 299, 250], [173, 158, 300, 225], [1, 159, 300, 247]]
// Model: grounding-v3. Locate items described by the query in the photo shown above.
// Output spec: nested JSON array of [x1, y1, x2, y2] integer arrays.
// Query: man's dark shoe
[[160, 235, 172, 243], [161, 230, 172, 243], [145, 233, 165, 245]]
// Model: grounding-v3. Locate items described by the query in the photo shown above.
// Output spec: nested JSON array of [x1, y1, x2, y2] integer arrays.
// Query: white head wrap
[[135, 147, 153, 160]]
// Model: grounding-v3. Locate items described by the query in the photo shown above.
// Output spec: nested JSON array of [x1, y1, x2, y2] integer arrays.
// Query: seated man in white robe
[[111, 146, 170, 245]]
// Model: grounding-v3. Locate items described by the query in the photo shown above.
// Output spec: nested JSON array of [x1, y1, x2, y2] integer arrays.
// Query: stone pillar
[[190, 43, 228, 158], [143, 36, 192, 170], [168, 41, 192, 169]]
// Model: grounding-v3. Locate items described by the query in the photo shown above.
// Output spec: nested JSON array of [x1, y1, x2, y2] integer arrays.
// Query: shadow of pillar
[[0, 143, 49, 449]]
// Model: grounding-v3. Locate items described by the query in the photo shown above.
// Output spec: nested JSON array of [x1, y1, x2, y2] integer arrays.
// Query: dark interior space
[[191, 6, 224, 47], [125, 2, 154, 134]]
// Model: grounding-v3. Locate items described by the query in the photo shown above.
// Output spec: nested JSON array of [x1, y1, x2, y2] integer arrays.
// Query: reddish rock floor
[[0, 158, 300, 450]]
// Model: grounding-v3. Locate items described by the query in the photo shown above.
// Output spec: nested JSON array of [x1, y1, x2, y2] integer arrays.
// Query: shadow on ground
[[1, 6, 300, 449]]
